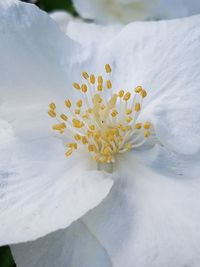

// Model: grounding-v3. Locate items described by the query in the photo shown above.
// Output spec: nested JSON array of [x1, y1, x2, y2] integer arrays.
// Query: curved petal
[[10, 153, 200, 266], [11, 221, 112, 267], [0, 0, 113, 245], [0, 135, 113, 245], [0, 0, 81, 105], [75, 15, 200, 155], [82, 154, 200, 267], [50, 11, 74, 32], [66, 21, 122, 45], [72, 0, 200, 24]]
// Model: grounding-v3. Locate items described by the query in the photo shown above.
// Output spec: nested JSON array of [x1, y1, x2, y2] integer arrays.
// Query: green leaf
[[36, 0, 76, 14], [0, 246, 16, 267]]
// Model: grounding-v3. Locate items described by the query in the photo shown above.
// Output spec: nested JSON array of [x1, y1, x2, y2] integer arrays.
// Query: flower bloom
[[72, 0, 200, 24], [1, 1, 200, 267]]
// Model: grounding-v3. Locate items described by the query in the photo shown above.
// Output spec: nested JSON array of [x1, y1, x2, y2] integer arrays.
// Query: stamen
[[82, 72, 89, 79], [48, 64, 153, 163], [106, 80, 112, 89], [73, 82, 81, 90], [48, 110, 56, 118], [90, 74, 95, 85], [105, 64, 112, 73]]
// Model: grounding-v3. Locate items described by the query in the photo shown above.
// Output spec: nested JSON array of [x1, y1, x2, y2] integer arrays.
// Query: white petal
[[76, 15, 200, 155], [83, 154, 200, 267], [11, 221, 112, 267], [0, 0, 80, 106], [0, 136, 113, 245], [10, 154, 200, 266], [72, 0, 200, 24], [66, 21, 122, 45], [50, 11, 74, 32], [0, 0, 113, 245]]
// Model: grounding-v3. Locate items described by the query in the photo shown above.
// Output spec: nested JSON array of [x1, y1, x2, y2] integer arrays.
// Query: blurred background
[[0, 2, 76, 266]]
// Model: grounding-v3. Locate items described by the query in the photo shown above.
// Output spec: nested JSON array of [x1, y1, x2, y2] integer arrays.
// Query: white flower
[[72, 0, 200, 24], [0, 1, 200, 267]]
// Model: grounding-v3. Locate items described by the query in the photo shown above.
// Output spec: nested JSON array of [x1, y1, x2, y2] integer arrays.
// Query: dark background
[[0, 2, 76, 266]]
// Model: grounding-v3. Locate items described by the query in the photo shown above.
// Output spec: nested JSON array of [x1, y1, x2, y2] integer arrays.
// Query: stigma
[[48, 64, 153, 164]]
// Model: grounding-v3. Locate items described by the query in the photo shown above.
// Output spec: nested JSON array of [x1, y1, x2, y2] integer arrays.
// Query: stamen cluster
[[48, 64, 152, 163]]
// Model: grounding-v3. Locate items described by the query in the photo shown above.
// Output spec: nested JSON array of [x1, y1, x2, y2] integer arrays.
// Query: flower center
[[48, 64, 153, 164]]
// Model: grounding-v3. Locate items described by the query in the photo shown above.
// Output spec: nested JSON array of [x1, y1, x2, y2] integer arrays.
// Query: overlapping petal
[[70, 15, 200, 155], [11, 153, 200, 266], [1, 0, 200, 256], [0, 0, 113, 245], [50, 11, 74, 32], [66, 21, 122, 45], [12, 221, 112, 267], [73, 0, 200, 24]]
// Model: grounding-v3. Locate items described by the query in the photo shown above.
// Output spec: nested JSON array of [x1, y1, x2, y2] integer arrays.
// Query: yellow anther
[[118, 90, 124, 98], [126, 109, 132, 115], [94, 155, 100, 162], [73, 82, 81, 90], [89, 125, 95, 131], [65, 149, 73, 157], [65, 99, 72, 108], [123, 92, 131, 101], [76, 100, 83, 108], [74, 143, 78, 149], [75, 109, 81, 115], [144, 122, 151, 129], [81, 84, 88, 93], [101, 105, 105, 110], [66, 143, 77, 149], [141, 89, 147, 98], [72, 119, 84, 128], [90, 74, 95, 85], [106, 80, 112, 89], [111, 110, 118, 117], [126, 117, 132, 123], [98, 75, 103, 84], [103, 146, 111, 155], [48, 110, 56, 118], [88, 144, 96, 152], [61, 123, 66, 128], [135, 86, 142, 93], [52, 124, 61, 131], [135, 103, 141, 112], [144, 130, 150, 138], [82, 72, 89, 79], [60, 114, 68, 121], [135, 123, 142, 129], [87, 130, 93, 137], [52, 123, 66, 131], [74, 134, 81, 141], [82, 114, 89, 119], [105, 64, 112, 73], [98, 84, 103, 91], [82, 136, 88, 144], [121, 126, 127, 132], [94, 132, 100, 139], [49, 102, 56, 110]]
